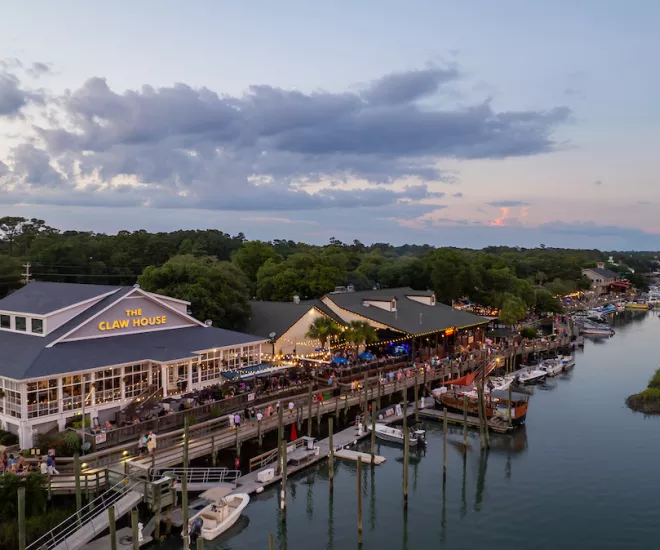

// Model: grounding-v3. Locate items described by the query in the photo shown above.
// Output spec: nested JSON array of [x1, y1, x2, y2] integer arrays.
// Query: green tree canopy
[[500, 295, 527, 325], [534, 289, 564, 315], [138, 255, 250, 330], [232, 240, 279, 283], [305, 316, 342, 349]]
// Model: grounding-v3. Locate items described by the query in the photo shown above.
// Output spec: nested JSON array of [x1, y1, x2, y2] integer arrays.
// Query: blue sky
[[1, 1, 659, 249]]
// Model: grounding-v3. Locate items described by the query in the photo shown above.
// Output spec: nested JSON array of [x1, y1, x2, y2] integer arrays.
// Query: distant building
[[581, 267, 620, 294]]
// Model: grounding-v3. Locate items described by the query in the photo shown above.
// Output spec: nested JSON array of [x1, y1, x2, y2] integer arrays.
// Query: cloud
[[0, 63, 571, 210], [452, 192, 463, 198], [594, 180, 603, 186], [239, 216, 316, 224], [26, 62, 52, 78], [637, 201, 651, 205], [486, 200, 530, 207]]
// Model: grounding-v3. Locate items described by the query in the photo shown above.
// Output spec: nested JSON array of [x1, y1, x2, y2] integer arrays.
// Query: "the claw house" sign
[[98, 308, 167, 331]]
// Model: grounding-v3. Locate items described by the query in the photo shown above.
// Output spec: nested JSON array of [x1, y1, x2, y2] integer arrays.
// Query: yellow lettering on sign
[[100, 314, 168, 331]]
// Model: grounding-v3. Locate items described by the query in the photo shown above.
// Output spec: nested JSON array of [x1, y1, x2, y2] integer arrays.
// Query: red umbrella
[[290, 423, 298, 441]]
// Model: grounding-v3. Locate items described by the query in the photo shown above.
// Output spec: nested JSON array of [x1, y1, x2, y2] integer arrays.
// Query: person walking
[[46, 454, 59, 475], [147, 431, 157, 454], [234, 413, 241, 428]]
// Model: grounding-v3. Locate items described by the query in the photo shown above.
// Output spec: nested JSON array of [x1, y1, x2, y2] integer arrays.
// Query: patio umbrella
[[358, 352, 375, 360], [331, 357, 348, 365]]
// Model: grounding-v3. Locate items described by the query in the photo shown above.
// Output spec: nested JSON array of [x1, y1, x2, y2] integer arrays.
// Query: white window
[[94, 368, 122, 403], [0, 315, 9, 329], [15, 316, 26, 332], [31, 318, 43, 334], [199, 349, 223, 382], [5, 380, 22, 418], [124, 364, 150, 398], [27, 379, 58, 417], [62, 374, 92, 412]]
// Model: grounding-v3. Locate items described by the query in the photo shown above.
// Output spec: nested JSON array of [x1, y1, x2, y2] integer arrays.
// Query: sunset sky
[[1, 1, 659, 249]]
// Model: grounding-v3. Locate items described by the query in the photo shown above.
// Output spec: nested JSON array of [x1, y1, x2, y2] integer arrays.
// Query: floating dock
[[334, 449, 386, 465]]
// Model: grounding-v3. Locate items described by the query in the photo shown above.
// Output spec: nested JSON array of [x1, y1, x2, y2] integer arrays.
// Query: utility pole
[[22, 262, 32, 285]]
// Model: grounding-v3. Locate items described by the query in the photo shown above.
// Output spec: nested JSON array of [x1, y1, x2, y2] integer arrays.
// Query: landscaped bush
[[520, 328, 538, 339], [35, 430, 81, 457], [0, 430, 18, 446]]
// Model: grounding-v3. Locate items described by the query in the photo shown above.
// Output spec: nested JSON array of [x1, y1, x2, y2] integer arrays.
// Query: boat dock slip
[[418, 409, 511, 433], [81, 527, 153, 550], [334, 449, 386, 465]]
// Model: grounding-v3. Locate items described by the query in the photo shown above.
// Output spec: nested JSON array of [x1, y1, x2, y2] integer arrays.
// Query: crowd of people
[[0, 448, 60, 476]]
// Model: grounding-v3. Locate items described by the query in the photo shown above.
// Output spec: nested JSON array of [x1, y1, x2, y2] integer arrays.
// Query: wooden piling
[[370, 400, 376, 466], [18, 485, 26, 550], [109, 506, 117, 550], [131, 508, 139, 550], [357, 457, 363, 544], [182, 417, 190, 550], [363, 372, 368, 418], [414, 383, 419, 422], [196, 534, 204, 549], [269, 533, 275, 550], [443, 407, 448, 482], [335, 396, 340, 423], [95, 471, 100, 500], [462, 395, 468, 450], [307, 384, 313, 437], [508, 385, 513, 427], [403, 424, 409, 509], [328, 417, 334, 491], [277, 405, 284, 475], [316, 401, 321, 434], [211, 436, 217, 466], [154, 483, 162, 540], [165, 501, 173, 536], [477, 385, 486, 450], [377, 369, 382, 408], [281, 439, 288, 522], [74, 452, 82, 514]]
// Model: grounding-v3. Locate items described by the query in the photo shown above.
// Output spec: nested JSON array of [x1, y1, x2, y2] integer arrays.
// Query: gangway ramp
[[27, 479, 143, 550], [151, 467, 241, 492]]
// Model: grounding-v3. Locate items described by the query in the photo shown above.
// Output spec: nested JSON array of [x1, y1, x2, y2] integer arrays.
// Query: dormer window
[[15, 316, 26, 332], [391, 300, 397, 311], [31, 318, 43, 334], [0, 314, 9, 329], [431, 295, 436, 306]]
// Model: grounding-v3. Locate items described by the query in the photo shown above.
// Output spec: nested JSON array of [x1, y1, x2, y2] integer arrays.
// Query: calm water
[[165, 312, 660, 550]]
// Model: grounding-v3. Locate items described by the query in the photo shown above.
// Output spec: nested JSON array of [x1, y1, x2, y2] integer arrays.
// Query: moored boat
[[433, 386, 529, 426], [581, 324, 615, 336], [538, 359, 563, 377], [557, 354, 576, 371], [371, 423, 424, 446], [188, 492, 250, 541], [626, 302, 649, 311], [514, 366, 547, 385]]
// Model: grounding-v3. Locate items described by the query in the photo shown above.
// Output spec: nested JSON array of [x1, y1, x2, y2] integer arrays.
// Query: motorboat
[[434, 386, 530, 426], [372, 423, 424, 446], [557, 354, 576, 371], [626, 302, 649, 311], [514, 367, 547, 385], [538, 359, 563, 377], [188, 492, 250, 541], [581, 324, 615, 337], [486, 374, 515, 392]]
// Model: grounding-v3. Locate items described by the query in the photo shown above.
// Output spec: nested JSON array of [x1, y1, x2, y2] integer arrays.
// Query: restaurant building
[[0, 282, 266, 448], [247, 286, 488, 358]]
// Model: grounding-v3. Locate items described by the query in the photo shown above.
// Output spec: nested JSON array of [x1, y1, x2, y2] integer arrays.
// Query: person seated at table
[[105, 420, 113, 430]]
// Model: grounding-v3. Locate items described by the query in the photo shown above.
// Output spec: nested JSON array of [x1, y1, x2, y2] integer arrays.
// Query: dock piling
[[74, 452, 82, 515], [328, 417, 334, 491], [18, 485, 26, 550], [182, 417, 190, 550], [363, 372, 368, 418], [281, 439, 288, 522], [131, 508, 139, 550], [462, 395, 468, 451], [307, 384, 313, 437], [443, 407, 448, 482], [196, 535, 204, 549], [109, 506, 117, 550], [357, 457, 363, 545], [269, 533, 275, 550], [211, 435, 217, 466], [508, 385, 513, 427], [414, 383, 419, 422], [154, 484, 161, 540], [370, 400, 376, 467], [277, 405, 284, 475], [403, 425, 409, 509]]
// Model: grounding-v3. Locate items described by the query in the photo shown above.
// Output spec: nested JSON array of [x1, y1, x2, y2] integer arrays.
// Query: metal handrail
[[149, 467, 242, 485], [26, 476, 140, 550]]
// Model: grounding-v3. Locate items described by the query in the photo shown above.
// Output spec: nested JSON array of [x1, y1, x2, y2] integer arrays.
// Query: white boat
[[557, 354, 575, 371], [539, 359, 563, 377], [581, 324, 615, 337], [514, 367, 547, 385], [188, 492, 250, 541], [486, 374, 515, 392], [372, 423, 422, 445]]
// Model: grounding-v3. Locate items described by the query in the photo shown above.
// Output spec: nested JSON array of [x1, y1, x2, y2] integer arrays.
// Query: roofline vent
[[133, 283, 140, 289], [205, 319, 213, 326]]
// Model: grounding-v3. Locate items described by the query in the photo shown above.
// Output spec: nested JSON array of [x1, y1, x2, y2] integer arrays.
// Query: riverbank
[[626, 367, 660, 414]]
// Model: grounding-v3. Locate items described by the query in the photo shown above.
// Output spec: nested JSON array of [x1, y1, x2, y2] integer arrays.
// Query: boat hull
[[435, 395, 527, 426], [189, 493, 250, 541]]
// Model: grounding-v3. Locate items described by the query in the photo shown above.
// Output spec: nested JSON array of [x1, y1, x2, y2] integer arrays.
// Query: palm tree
[[305, 316, 341, 350], [345, 320, 377, 356]]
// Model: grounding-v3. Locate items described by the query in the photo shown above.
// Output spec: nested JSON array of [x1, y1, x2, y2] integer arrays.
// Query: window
[[94, 368, 121, 404], [15, 316, 26, 332], [199, 349, 223, 382], [31, 318, 43, 334], [245, 344, 260, 366], [62, 374, 92, 412], [5, 380, 22, 418], [27, 379, 58, 417], [124, 364, 150, 398], [0, 315, 9, 329]]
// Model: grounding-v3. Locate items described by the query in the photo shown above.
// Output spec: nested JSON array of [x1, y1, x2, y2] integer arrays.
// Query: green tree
[[534, 289, 564, 315], [344, 320, 378, 355], [0, 216, 27, 254], [138, 255, 251, 330], [500, 295, 527, 325], [305, 316, 342, 350], [232, 240, 279, 283], [0, 255, 22, 297]]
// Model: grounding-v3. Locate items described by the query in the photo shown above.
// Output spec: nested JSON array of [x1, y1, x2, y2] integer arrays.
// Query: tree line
[[0, 216, 654, 330]]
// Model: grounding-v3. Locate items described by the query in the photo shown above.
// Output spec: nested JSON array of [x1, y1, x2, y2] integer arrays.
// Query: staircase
[[120, 384, 162, 422], [27, 478, 143, 550]]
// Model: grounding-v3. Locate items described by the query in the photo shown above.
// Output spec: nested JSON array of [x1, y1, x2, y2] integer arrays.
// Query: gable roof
[[245, 299, 344, 340], [0, 281, 123, 315], [324, 287, 486, 335], [584, 267, 619, 279]]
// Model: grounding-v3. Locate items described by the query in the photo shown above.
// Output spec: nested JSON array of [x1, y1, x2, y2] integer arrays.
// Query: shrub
[[520, 328, 538, 339], [0, 430, 18, 446]]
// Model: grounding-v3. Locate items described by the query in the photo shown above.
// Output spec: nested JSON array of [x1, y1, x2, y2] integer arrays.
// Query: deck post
[[414, 383, 419, 422], [281, 439, 288, 522], [211, 435, 217, 466], [235, 424, 241, 458], [257, 417, 263, 450], [95, 471, 100, 500], [377, 369, 382, 408], [335, 395, 340, 423], [109, 506, 117, 550], [371, 400, 376, 466], [182, 417, 190, 550], [18, 485, 26, 550], [74, 452, 82, 514], [131, 508, 139, 550], [443, 408, 448, 482], [357, 457, 363, 544], [307, 384, 313, 437], [462, 395, 468, 450], [154, 484, 162, 540], [165, 501, 173, 536], [328, 417, 334, 491], [316, 401, 321, 435], [477, 385, 486, 450], [269, 533, 275, 550], [277, 405, 284, 475]]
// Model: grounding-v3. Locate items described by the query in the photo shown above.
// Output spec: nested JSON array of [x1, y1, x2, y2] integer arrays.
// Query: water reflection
[[475, 450, 489, 511], [326, 489, 333, 550]]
